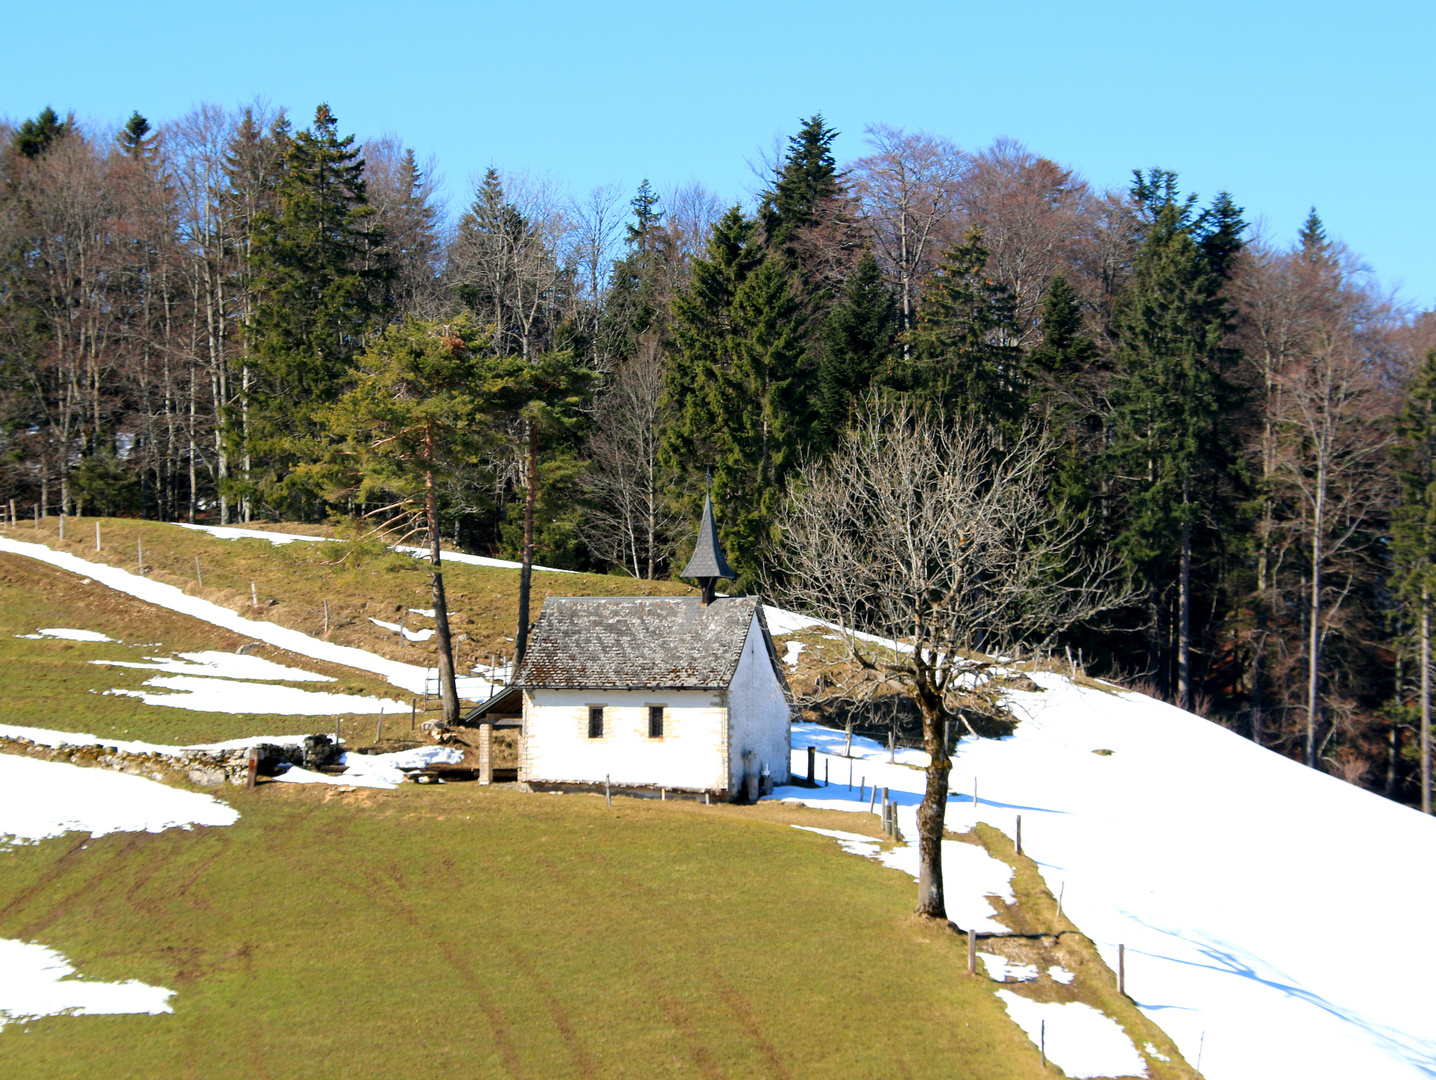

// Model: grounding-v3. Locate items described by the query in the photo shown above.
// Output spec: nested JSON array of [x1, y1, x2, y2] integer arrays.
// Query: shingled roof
[[515, 596, 777, 690]]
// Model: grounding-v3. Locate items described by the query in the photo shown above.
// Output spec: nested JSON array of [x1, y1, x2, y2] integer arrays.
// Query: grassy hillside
[[1, 782, 1069, 1079], [4, 516, 695, 688], [0, 520, 1195, 1078]]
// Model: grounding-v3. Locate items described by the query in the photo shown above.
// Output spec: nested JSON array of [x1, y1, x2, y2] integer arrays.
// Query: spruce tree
[[891, 229, 1025, 431], [1106, 200, 1241, 710], [1393, 349, 1436, 813], [117, 112, 155, 160], [11, 106, 70, 158], [815, 251, 896, 450], [759, 115, 842, 255], [247, 104, 390, 517], [663, 208, 808, 589]]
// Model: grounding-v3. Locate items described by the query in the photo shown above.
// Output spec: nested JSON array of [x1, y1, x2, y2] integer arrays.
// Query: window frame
[[647, 704, 665, 740], [587, 705, 604, 739]]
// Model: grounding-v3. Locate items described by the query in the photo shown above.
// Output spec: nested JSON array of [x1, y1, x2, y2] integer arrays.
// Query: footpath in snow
[[771, 673, 1436, 1080]]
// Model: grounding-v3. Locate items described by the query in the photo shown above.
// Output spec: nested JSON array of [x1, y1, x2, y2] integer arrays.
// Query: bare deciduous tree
[[850, 125, 967, 358], [580, 344, 679, 578], [773, 401, 1132, 922]]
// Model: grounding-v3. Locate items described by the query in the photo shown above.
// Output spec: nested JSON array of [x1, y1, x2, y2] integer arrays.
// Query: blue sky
[[4, 0, 1432, 307]]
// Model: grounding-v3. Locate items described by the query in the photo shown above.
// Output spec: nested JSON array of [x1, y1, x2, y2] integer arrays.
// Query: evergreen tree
[[759, 115, 842, 255], [815, 251, 896, 450], [1298, 207, 1328, 257], [11, 106, 70, 159], [889, 229, 1025, 431], [1028, 273, 1103, 552], [1106, 199, 1242, 710], [663, 207, 808, 589], [246, 104, 389, 517], [116, 111, 155, 160], [1028, 273, 1098, 383], [1195, 192, 1246, 280], [1392, 349, 1436, 813], [324, 314, 524, 723]]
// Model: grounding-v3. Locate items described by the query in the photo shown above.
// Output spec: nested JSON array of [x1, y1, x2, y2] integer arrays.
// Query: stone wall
[[0, 734, 306, 787]]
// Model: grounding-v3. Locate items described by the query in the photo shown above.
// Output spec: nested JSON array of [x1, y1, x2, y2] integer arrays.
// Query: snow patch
[[996, 991, 1147, 1078], [789, 824, 1014, 934], [0, 754, 238, 845], [367, 617, 436, 642], [18, 627, 115, 642], [1049, 965, 1075, 985], [106, 676, 407, 716], [0, 939, 173, 1028], [0, 535, 438, 694], [783, 640, 804, 667], [274, 745, 463, 790], [978, 952, 1038, 982], [177, 523, 326, 545], [91, 650, 335, 682]]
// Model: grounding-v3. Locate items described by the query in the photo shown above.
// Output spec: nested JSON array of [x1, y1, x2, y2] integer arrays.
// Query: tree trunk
[[914, 665, 951, 921], [1178, 478, 1192, 713], [1306, 509, 1324, 769], [1423, 588, 1431, 814], [425, 424, 459, 726], [515, 419, 538, 666]]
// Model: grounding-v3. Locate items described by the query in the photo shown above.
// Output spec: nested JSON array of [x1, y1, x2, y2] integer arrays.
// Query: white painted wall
[[725, 613, 793, 795], [520, 687, 730, 791]]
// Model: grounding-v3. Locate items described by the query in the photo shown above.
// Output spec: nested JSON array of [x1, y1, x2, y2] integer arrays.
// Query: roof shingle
[[515, 596, 761, 690]]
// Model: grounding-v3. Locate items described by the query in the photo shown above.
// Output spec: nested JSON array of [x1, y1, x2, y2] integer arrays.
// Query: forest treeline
[[2, 101, 1434, 809]]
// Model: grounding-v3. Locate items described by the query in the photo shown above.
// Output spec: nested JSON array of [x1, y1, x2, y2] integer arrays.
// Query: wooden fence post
[[323, 599, 329, 634], [95, 521, 100, 551], [251, 582, 258, 608], [605, 774, 612, 807], [1118, 943, 1125, 996], [806, 745, 816, 784], [375, 710, 384, 745], [1016, 814, 1022, 856], [246, 748, 258, 790], [968, 931, 977, 975], [194, 556, 203, 587]]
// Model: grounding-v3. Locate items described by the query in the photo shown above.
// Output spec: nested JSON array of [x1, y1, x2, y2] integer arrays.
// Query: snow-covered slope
[[773, 672, 1436, 1080]]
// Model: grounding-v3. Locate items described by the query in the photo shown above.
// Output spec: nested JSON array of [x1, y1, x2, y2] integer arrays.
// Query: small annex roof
[[680, 494, 735, 581], [515, 596, 781, 691], [460, 684, 523, 727]]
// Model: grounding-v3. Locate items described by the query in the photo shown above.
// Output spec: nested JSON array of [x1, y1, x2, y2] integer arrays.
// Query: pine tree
[[246, 104, 389, 517], [324, 314, 524, 723], [1195, 192, 1246, 280], [1392, 349, 1436, 813], [1298, 207, 1327, 257], [1028, 273, 1098, 383]]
